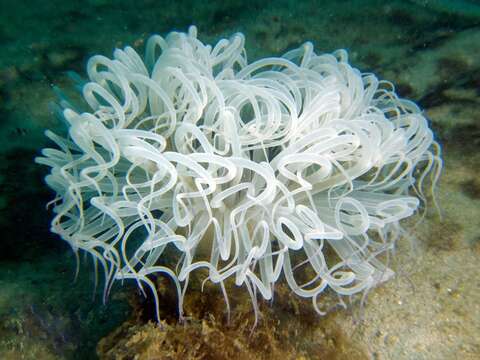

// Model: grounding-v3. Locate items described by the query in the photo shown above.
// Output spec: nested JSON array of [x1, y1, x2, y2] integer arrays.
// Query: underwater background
[[0, 0, 479, 359]]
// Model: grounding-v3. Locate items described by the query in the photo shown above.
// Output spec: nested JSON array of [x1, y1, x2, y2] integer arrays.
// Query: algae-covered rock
[[97, 277, 368, 360]]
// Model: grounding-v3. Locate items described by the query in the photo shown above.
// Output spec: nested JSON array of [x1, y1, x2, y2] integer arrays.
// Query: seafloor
[[0, 0, 479, 359]]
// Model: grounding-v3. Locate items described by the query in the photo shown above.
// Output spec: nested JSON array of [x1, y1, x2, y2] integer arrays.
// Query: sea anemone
[[36, 26, 442, 323]]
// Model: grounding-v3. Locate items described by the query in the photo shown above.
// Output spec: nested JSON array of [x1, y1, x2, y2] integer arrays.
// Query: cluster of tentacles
[[36, 26, 442, 322]]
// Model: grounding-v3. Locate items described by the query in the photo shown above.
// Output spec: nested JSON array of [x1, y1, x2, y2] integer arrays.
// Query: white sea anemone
[[36, 26, 442, 322]]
